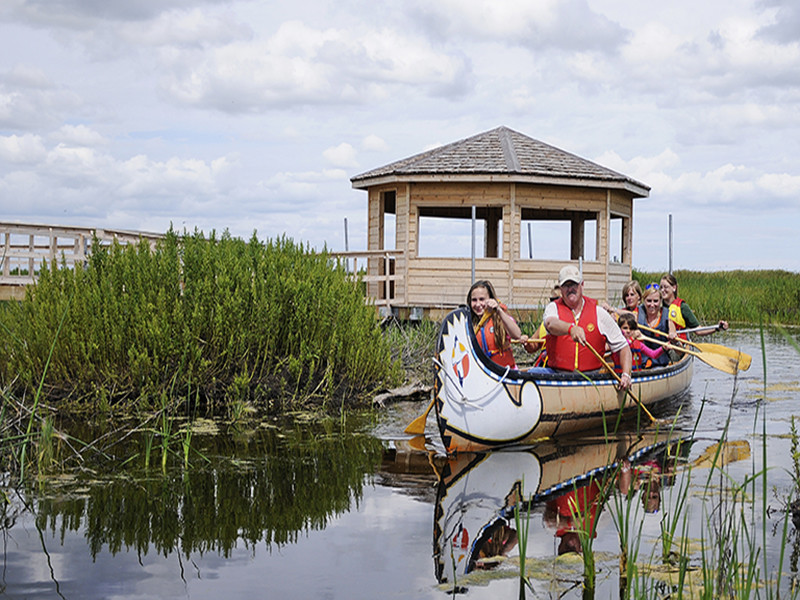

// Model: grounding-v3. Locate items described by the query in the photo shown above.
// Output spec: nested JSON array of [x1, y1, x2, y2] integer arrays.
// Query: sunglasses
[[645, 283, 660, 291]]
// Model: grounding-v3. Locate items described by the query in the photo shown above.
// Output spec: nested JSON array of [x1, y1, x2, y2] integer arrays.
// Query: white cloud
[[361, 134, 388, 152], [410, 0, 627, 51], [157, 20, 471, 112], [49, 124, 107, 147], [0, 0, 799, 272], [323, 143, 358, 168], [120, 8, 252, 49], [0, 133, 47, 163]]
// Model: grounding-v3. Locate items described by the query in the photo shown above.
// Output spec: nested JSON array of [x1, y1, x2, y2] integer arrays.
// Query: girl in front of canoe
[[638, 282, 671, 366], [468, 280, 522, 369], [614, 313, 664, 370], [659, 273, 728, 340], [602, 280, 643, 320]]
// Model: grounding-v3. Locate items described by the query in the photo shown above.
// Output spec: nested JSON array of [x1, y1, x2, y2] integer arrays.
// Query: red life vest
[[613, 338, 651, 371], [476, 306, 517, 369], [546, 297, 605, 371]]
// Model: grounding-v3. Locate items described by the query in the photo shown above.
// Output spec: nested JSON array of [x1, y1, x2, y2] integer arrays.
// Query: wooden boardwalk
[[0, 222, 164, 300]]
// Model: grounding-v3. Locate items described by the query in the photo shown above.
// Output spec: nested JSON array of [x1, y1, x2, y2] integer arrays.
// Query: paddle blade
[[404, 399, 434, 435], [695, 350, 740, 375], [692, 440, 751, 469], [694, 343, 752, 371]]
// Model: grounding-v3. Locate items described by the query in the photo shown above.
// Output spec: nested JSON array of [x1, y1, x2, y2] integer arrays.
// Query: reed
[[632, 268, 800, 325], [512, 481, 534, 598], [0, 230, 401, 416]]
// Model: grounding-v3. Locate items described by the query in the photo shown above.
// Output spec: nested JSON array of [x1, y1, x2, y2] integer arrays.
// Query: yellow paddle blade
[[693, 343, 752, 371], [692, 349, 740, 375], [692, 440, 751, 469], [404, 398, 434, 435]]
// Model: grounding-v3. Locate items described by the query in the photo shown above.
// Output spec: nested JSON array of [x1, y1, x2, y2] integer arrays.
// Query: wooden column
[[570, 218, 584, 260]]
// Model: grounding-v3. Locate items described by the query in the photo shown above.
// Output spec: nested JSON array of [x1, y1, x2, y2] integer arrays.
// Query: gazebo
[[348, 126, 649, 319]]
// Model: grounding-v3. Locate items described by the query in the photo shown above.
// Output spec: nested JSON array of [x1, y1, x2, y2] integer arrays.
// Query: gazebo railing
[[328, 249, 404, 308]]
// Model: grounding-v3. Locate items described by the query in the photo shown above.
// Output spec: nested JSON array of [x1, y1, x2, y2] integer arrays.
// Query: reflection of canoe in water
[[434, 307, 693, 453], [432, 434, 690, 585]]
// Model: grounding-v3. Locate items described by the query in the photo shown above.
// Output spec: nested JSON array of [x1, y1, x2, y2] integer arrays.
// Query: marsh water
[[3, 327, 800, 599]]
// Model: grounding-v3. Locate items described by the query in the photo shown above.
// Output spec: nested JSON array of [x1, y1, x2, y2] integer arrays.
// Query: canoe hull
[[434, 307, 693, 453]]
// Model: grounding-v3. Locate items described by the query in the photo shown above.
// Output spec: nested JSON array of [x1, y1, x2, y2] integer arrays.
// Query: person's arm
[[617, 345, 633, 390], [522, 322, 546, 353], [636, 341, 663, 359], [597, 309, 632, 389], [488, 301, 522, 340], [679, 303, 701, 330], [544, 303, 585, 344], [677, 303, 728, 337]]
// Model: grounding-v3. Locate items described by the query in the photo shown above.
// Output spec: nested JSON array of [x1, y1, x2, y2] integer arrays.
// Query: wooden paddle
[[640, 335, 739, 375], [404, 309, 493, 435], [638, 324, 752, 371], [584, 343, 657, 424]]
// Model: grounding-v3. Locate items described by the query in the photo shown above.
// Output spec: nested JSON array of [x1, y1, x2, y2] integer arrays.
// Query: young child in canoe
[[614, 313, 664, 371]]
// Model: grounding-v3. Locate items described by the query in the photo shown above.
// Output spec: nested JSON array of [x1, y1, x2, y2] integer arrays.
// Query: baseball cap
[[558, 265, 582, 287]]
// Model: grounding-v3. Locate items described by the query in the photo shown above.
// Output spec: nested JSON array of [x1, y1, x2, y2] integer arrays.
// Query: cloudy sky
[[1, 0, 798, 272]]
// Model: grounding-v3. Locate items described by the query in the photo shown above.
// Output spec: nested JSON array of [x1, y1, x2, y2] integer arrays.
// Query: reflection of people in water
[[468, 483, 523, 570], [468, 518, 519, 571], [617, 458, 674, 514], [542, 453, 677, 554], [543, 479, 603, 556]]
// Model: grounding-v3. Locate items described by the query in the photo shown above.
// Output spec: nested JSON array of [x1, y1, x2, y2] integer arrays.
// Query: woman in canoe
[[468, 280, 522, 369], [602, 280, 643, 320], [660, 273, 728, 340], [638, 283, 671, 366]]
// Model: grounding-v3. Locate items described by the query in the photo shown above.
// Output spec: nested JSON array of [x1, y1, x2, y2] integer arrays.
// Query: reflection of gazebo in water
[[346, 126, 650, 319]]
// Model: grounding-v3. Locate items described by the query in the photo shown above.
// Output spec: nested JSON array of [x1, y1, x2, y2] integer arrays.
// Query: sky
[[1, 0, 799, 272]]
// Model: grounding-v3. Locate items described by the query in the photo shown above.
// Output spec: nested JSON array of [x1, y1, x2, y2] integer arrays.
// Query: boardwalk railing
[[0, 222, 165, 299]]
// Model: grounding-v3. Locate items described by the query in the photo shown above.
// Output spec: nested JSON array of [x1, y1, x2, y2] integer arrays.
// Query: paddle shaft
[[638, 323, 751, 370], [639, 323, 718, 343], [584, 343, 656, 423]]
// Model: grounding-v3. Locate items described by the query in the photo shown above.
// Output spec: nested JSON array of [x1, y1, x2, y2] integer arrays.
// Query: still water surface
[[3, 327, 800, 599]]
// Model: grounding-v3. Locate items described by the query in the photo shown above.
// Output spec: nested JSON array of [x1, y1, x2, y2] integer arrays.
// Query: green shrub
[[0, 229, 400, 414]]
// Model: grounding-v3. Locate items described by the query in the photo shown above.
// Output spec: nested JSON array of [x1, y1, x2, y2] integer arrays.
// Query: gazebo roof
[[351, 126, 649, 197]]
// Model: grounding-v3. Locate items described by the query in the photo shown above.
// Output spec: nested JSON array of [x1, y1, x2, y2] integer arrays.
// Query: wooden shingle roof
[[351, 126, 649, 197]]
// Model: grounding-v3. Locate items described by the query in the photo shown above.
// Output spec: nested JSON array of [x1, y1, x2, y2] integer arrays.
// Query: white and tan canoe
[[434, 307, 693, 453]]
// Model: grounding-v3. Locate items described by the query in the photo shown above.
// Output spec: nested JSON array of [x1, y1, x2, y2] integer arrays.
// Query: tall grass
[[632, 269, 800, 325], [0, 229, 401, 415]]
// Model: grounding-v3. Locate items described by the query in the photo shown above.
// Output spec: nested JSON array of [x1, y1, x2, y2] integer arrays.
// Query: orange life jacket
[[476, 305, 517, 369]]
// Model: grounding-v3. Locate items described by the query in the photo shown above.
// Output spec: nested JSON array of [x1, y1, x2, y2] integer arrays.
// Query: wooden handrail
[[0, 221, 165, 286]]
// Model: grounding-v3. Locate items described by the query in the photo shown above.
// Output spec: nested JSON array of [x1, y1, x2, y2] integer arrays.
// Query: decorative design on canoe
[[435, 309, 544, 449]]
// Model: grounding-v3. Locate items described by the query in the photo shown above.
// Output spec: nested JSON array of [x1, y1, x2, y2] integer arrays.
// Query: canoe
[[434, 307, 693, 453], [433, 433, 691, 585]]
